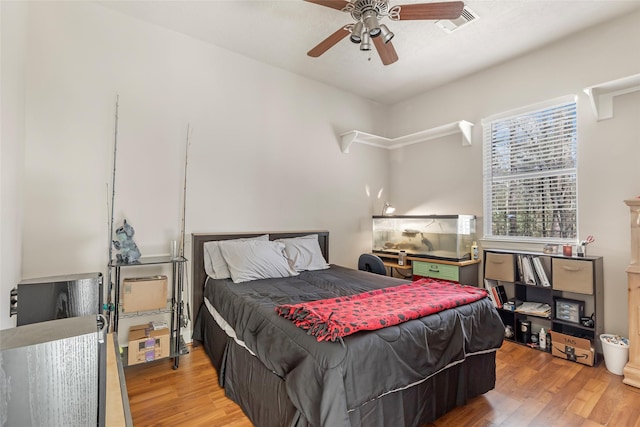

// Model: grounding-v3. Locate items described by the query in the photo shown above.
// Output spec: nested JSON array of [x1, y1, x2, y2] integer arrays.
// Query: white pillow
[[276, 234, 329, 272], [219, 239, 299, 283], [203, 234, 268, 280]]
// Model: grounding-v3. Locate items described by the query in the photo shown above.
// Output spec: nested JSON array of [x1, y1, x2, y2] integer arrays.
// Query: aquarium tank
[[372, 215, 477, 261]]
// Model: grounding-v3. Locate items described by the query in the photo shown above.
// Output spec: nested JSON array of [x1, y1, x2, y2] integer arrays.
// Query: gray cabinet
[[0, 316, 109, 426]]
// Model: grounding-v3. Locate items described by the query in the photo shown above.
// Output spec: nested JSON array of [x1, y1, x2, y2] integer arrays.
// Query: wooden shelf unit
[[623, 198, 640, 387], [483, 249, 604, 365]]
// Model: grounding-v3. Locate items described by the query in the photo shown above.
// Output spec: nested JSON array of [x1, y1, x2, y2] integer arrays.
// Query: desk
[[375, 252, 481, 286], [382, 260, 413, 278]]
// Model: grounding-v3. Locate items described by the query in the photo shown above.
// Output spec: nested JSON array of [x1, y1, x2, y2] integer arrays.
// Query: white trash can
[[600, 334, 629, 375]]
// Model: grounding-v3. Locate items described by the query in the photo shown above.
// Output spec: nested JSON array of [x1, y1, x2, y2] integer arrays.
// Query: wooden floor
[[125, 341, 640, 426]]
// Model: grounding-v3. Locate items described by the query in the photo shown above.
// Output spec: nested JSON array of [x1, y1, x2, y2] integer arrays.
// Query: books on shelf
[[484, 279, 498, 307], [485, 277, 549, 316], [516, 255, 524, 282], [532, 257, 551, 287], [517, 254, 550, 287], [484, 279, 508, 309], [496, 285, 508, 304], [515, 302, 551, 317], [521, 255, 537, 285]]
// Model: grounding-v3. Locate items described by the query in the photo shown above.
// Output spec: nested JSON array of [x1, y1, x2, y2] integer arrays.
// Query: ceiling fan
[[306, 0, 465, 65]]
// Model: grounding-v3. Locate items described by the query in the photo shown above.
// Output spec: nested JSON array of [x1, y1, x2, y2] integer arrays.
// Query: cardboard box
[[122, 275, 167, 313], [127, 323, 170, 366], [549, 330, 594, 366]]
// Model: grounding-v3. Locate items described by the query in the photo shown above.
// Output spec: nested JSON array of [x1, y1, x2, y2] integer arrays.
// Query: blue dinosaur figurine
[[113, 219, 141, 264]]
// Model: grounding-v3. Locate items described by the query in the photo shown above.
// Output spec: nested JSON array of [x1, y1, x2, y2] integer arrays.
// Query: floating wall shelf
[[583, 73, 640, 121], [339, 120, 474, 154]]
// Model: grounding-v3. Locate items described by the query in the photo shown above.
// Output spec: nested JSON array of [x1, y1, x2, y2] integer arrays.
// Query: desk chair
[[357, 254, 387, 276]]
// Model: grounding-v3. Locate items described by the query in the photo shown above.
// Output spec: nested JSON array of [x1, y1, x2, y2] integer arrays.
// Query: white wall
[[4, 2, 638, 340], [387, 10, 640, 336], [3, 1, 389, 332], [1, 1, 28, 330]]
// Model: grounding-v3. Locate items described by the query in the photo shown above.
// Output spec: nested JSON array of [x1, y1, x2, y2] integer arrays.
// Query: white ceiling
[[98, 0, 640, 105]]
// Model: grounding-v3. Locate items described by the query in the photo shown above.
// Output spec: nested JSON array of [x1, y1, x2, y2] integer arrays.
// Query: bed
[[191, 231, 504, 427]]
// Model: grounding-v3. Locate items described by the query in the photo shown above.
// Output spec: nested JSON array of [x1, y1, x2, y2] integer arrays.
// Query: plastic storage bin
[[600, 334, 629, 375]]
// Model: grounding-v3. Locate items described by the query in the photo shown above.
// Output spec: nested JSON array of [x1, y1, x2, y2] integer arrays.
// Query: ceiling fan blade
[[307, 27, 350, 57], [373, 37, 399, 66], [304, 0, 349, 11], [395, 1, 464, 20]]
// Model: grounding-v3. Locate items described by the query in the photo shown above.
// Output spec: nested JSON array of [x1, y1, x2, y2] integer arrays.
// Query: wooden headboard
[[191, 231, 329, 318]]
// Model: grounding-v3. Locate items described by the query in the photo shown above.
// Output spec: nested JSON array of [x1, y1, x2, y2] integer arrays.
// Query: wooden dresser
[[624, 198, 640, 388]]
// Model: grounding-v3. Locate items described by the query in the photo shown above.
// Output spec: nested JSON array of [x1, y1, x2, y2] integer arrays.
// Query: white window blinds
[[482, 96, 578, 242]]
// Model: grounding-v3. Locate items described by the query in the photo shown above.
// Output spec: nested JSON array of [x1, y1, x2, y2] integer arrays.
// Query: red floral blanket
[[275, 278, 488, 342]]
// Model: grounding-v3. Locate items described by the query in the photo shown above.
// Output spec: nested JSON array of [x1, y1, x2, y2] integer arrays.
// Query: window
[[482, 96, 578, 242]]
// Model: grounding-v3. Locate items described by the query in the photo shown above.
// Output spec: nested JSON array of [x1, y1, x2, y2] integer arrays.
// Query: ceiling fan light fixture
[[306, 0, 469, 65], [360, 31, 372, 51], [350, 21, 363, 43], [362, 10, 381, 37], [379, 24, 394, 44]]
